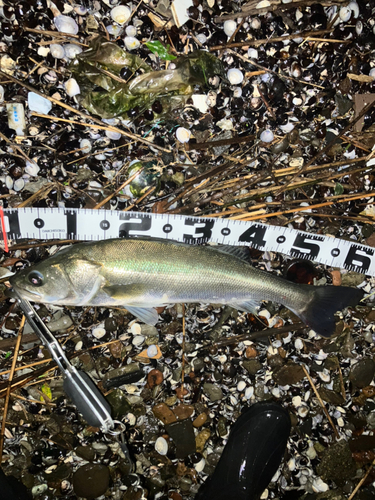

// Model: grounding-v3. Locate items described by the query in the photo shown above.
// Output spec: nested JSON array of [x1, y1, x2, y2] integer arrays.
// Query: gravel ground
[[1, 0, 375, 499]]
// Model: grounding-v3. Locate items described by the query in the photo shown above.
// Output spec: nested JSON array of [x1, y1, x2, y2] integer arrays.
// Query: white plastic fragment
[[124, 36, 140, 51], [227, 68, 244, 85], [54, 15, 79, 34], [50, 44, 65, 59], [223, 20, 237, 37], [260, 129, 274, 142], [176, 127, 191, 143], [155, 436, 168, 455], [28, 92, 52, 114], [110, 5, 131, 24], [64, 78, 80, 97], [7, 103, 26, 136]]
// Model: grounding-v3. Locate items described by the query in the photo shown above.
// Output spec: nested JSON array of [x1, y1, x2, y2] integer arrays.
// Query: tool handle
[[63, 370, 113, 432]]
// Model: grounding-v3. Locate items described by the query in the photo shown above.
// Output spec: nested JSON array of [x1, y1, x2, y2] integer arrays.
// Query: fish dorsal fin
[[215, 245, 251, 263]]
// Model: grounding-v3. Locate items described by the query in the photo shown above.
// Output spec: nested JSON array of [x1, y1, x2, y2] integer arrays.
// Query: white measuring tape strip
[[0, 207, 374, 276]]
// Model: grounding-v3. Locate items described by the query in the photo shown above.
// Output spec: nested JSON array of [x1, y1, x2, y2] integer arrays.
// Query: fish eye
[[28, 270, 44, 287]]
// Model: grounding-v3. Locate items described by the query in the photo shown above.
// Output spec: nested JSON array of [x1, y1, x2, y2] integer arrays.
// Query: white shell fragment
[[147, 345, 158, 357], [155, 436, 168, 455], [227, 68, 244, 85], [171, 0, 194, 28], [224, 20, 237, 37], [92, 327, 106, 339], [348, 1, 359, 18], [247, 48, 258, 59], [64, 78, 80, 97], [176, 127, 191, 143], [237, 380, 246, 392], [124, 36, 140, 51], [260, 129, 274, 142], [28, 92, 52, 114], [339, 6, 351, 22], [64, 44, 83, 59], [111, 5, 131, 25], [106, 130, 122, 140], [13, 178, 25, 192], [54, 15, 79, 34], [126, 25, 137, 37], [79, 139, 92, 153], [132, 335, 145, 346], [50, 44, 65, 59], [25, 161, 40, 176]]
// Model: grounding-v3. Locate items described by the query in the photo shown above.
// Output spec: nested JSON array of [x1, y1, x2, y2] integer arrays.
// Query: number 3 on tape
[[0, 207, 374, 277]]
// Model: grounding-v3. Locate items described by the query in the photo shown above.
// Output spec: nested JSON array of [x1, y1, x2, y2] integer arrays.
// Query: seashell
[[106, 24, 122, 36], [92, 327, 106, 339], [339, 6, 351, 22], [155, 436, 168, 455], [147, 345, 158, 357], [223, 20, 237, 37], [245, 386, 254, 399], [196, 33, 207, 44], [50, 44, 65, 59], [227, 68, 244, 85], [105, 130, 122, 140], [247, 48, 258, 59], [79, 139, 92, 153], [348, 1, 359, 18], [233, 87, 242, 98], [54, 15, 79, 34], [64, 78, 80, 97], [0, 85, 4, 103], [74, 5, 87, 15], [125, 25, 137, 37], [111, 5, 131, 25], [124, 36, 140, 51], [250, 18, 261, 29], [260, 129, 274, 142], [237, 380, 246, 392], [130, 322, 142, 335], [369, 68, 375, 80], [25, 161, 39, 176], [64, 44, 83, 59], [176, 127, 191, 143], [5, 176, 13, 190], [132, 335, 145, 346], [294, 338, 303, 350], [194, 457, 206, 473]]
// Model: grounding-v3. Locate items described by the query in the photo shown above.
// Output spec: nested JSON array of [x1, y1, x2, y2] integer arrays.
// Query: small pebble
[[193, 413, 208, 428], [247, 48, 258, 59]]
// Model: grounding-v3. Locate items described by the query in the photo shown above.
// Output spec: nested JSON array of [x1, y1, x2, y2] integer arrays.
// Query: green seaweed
[[144, 40, 176, 61]]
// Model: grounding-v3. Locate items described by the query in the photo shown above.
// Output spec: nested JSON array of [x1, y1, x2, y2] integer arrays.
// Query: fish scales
[[10, 238, 363, 337]]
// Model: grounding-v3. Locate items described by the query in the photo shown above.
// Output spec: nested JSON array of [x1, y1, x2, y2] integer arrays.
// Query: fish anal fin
[[125, 306, 159, 325], [232, 300, 259, 315]]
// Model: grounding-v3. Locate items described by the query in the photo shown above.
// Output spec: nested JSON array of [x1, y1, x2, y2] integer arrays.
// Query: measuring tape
[[0, 207, 374, 277]]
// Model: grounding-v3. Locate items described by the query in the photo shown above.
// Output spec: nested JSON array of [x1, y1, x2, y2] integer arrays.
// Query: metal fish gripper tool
[[8, 287, 115, 433]]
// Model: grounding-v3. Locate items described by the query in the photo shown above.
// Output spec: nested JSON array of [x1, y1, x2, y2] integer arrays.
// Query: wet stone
[[341, 272, 365, 287], [267, 354, 285, 368], [349, 359, 375, 388], [196, 428, 211, 453], [106, 389, 131, 419], [319, 387, 345, 405], [349, 435, 375, 452], [173, 404, 194, 421], [203, 383, 223, 402], [242, 359, 262, 375], [193, 412, 208, 428], [165, 419, 196, 459], [316, 441, 357, 485], [217, 417, 227, 437], [152, 403, 177, 425], [165, 395, 178, 407], [364, 310, 375, 324], [73, 463, 110, 499], [75, 445, 96, 462], [273, 362, 305, 386], [193, 357, 205, 372]]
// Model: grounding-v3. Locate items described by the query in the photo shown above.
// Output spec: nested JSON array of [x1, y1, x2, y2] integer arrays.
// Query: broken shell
[[260, 129, 274, 142], [25, 161, 39, 176], [155, 436, 168, 455], [54, 15, 79, 34], [125, 25, 137, 37], [176, 127, 191, 143], [64, 78, 80, 97], [237, 380, 246, 392], [74, 5, 87, 15], [124, 36, 140, 51], [92, 327, 106, 339], [223, 20, 237, 37], [111, 5, 131, 25], [247, 48, 258, 59], [79, 139, 92, 153], [50, 44, 65, 59], [64, 44, 83, 59], [348, 1, 359, 18], [227, 68, 244, 85], [339, 6, 351, 22], [132, 335, 145, 346]]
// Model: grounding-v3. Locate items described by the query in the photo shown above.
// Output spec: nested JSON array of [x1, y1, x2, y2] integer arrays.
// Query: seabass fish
[[10, 238, 363, 337]]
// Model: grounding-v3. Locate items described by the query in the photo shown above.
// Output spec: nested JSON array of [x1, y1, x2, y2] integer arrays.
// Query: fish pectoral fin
[[125, 306, 159, 325], [232, 300, 259, 315], [103, 284, 148, 302]]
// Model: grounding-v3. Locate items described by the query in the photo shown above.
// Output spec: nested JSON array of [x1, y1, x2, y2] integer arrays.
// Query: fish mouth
[[10, 284, 43, 301]]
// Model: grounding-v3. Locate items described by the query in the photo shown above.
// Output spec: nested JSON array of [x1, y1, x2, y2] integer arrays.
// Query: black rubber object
[[195, 402, 291, 500]]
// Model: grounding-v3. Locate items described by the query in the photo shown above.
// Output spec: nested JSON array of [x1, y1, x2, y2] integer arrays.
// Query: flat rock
[[73, 463, 110, 499], [349, 358, 375, 388]]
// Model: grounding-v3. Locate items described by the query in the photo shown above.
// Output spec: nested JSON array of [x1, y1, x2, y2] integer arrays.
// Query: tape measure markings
[[1, 207, 374, 277]]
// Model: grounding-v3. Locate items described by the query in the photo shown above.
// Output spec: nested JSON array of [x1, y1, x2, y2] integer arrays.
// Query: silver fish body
[[10, 238, 363, 336]]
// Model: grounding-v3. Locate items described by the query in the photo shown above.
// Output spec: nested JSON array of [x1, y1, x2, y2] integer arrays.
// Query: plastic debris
[[28, 92, 52, 114], [7, 102, 26, 135]]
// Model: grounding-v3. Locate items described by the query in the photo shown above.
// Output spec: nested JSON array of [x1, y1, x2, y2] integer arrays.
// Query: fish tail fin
[[295, 285, 363, 338]]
